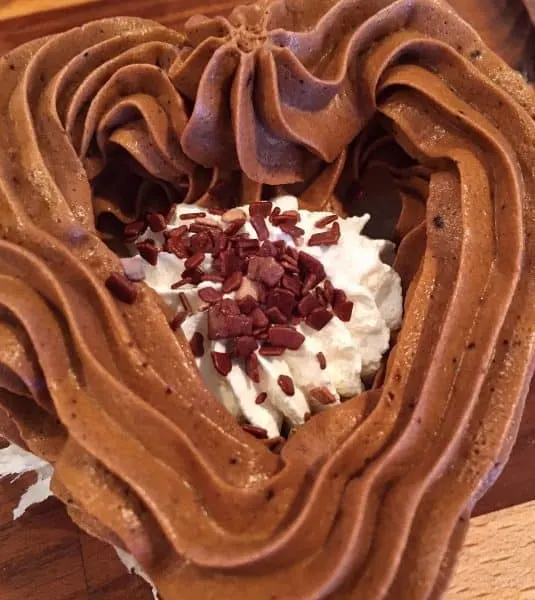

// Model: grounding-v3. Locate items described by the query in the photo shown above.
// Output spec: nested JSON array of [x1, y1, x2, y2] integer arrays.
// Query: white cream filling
[[136, 196, 403, 437]]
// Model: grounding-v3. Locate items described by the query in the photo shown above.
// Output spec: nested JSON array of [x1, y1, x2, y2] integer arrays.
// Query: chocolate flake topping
[[242, 424, 268, 440], [105, 272, 138, 304], [255, 392, 268, 405], [277, 375, 295, 396], [211, 351, 233, 376], [189, 332, 205, 358], [268, 325, 305, 350], [310, 387, 337, 405]]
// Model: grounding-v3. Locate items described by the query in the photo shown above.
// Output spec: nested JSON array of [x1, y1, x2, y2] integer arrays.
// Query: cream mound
[[0, 1, 534, 600], [130, 196, 402, 437]]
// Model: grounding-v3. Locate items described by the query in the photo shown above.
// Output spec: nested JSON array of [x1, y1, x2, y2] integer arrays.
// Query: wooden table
[[0, 1, 534, 599]]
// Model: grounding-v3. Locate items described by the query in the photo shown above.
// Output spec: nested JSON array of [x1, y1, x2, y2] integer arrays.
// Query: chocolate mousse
[[0, 1, 534, 599]]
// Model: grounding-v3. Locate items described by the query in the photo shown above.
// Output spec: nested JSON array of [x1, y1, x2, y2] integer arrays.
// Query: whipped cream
[[131, 197, 402, 438]]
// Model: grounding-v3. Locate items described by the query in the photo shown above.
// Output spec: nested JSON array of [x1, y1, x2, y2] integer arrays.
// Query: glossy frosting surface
[[0, 1, 534, 599]]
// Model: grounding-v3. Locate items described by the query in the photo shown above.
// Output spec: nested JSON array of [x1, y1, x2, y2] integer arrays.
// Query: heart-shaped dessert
[[0, 1, 534, 599]]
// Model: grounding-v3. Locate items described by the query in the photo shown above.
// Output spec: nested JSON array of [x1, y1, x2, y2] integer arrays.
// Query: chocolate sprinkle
[[185, 251, 205, 270], [255, 392, 268, 405], [277, 375, 295, 396], [136, 240, 159, 266], [250, 201, 272, 218], [222, 271, 243, 294], [308, 221, 341, 247], [310, 387, 337, 405], [180, 212, 206, 220], [259, 346, 286, 357], [268, 325, 305, 350], [169, 311, 187, 331], [246, 352, 260, 383], [211, 351, 233, 376], [242, 424, 268, 439], [314, 214, 338, 228], [317, 352, 327, 370], [105, 272, 138, 304], [147, 212, 167, 233], [198, 287, 223, 304], [306, 308, 333, 330], [235, 336, 258, 357], [189, 332, 205, 358]]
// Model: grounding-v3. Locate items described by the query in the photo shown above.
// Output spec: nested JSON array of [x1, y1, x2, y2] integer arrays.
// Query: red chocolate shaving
[[298, 251, 326, 281], [238, 295, 259, 314], [211, 351, 233, 376], [136, 241, 159, 266], [268, 326, 305, 350], [246, 353, 260, 383], [222, 272, 243, 294], [277, 375, 295, 396], [265, 306, 287, 325], [189, 332, 205, 358], [308, 221, 341, 247], [147, 212, 167, 233], [266, 289, 296, 317], [165, 236, 189, 259], [306, 308, 334, 330], [279, 223, 305, 238], [185, 251, 205, 270], [224, 219, 246, 236], [252, 307, 270, 329], [297, 293, 322, 316], [259, 346, 286, 357], [255, 392, 268, 405], [179, 292, 193, 314], [208, 299, 252, 340], [334, 300, 354, 322], [105, 272, 138, 304], [317, 352, 327, 370], [242, 424, 268, 439], [235, 336, 258, 357], [310, 387, 337, 405], [219, 249, 244, 277], [171, 277, 193, 290], [124, 220, 147, 241], [209, 207, 226, 216], [169, 311, 187, 331], [250, 201, 272, 218], [314, 214, 338, 228], [281, 274, 301, 296], [180, 212, 206, 220], [251, 215, 269, 241], [198, 287, 223, 304], [165, 224, 188, 239], [248, 256, 284, 287], [181, 268, 203, 285], [190, 231, 212, 253]]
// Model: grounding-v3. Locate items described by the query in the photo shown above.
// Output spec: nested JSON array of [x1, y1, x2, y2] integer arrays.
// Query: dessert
[[0, 1, 534, 599]]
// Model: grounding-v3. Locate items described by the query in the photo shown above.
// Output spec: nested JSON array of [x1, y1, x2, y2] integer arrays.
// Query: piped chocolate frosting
[[0, 2, 535, 599]]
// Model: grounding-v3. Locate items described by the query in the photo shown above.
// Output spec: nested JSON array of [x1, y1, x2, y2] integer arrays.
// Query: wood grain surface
[[0, 1, 534, 599]]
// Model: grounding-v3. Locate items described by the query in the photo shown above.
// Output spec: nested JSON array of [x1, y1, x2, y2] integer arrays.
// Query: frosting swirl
[[0, 2, 534, 599]]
